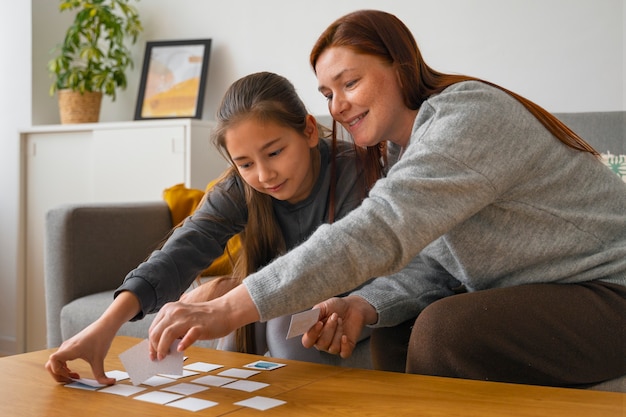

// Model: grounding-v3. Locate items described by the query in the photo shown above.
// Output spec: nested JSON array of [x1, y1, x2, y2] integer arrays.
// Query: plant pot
[[57, 90, 103, 124]]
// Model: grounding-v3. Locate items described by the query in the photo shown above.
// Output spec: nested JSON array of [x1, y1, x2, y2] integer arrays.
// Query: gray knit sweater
[[244, 81, 626, 326]]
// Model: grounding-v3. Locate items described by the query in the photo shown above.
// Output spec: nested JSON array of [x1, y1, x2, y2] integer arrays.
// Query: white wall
[[0, 0, 622, 354], [32, 0, 624, 126], [0, 2, 31, 354]]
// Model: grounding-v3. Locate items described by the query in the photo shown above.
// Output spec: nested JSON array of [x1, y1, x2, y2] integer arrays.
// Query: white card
[[105, 370, 129, 381], [286, 308, 320, 339], [69, 377, 107, 388], [119, 338, 183, 385], [160, 369, 198, 379], [134, 391, 184, 405], [223, 380, 269, 392], [235, 396, 286, 411], [141, 375, 176, 387], [218, 368, 260, 379], [162, 382, 209, 396], [183, 361, 223, 372], [99, 384, 146, 397], [167, 397, 218, 412], [66, 381, 101, 391], [191, 375, 237, 387]]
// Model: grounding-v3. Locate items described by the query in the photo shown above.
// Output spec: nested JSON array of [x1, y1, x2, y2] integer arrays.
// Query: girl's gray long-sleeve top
[[244, 81, 626, 327], [116, 138, 364, 320]]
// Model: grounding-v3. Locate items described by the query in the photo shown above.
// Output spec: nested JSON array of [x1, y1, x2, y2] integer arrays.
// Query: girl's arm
[[119, 176, 248, 320], [45, 291, 141, 385], [180, 276, 239, 303]]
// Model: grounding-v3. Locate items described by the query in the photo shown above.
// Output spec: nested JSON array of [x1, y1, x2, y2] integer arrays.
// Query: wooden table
[[0, 336, 622, 416]]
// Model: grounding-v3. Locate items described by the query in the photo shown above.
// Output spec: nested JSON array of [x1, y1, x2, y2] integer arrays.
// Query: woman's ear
[[305, 114, 320, 148]]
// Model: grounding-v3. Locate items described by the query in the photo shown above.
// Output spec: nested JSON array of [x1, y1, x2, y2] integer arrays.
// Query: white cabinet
[[19, 119, 227, 352], [92, 126, 187, 202]]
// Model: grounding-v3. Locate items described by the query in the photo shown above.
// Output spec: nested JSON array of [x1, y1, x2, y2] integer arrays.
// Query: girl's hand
[[45, 291, 140, 385], [45, 320, 117, 385]]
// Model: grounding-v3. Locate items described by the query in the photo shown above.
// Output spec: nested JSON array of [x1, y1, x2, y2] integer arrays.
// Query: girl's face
[[315, 46, 417, 148], [225, 115, 319, 204]]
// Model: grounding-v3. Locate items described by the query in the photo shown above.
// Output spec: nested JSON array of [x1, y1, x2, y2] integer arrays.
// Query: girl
[[46, 71, 375, 384]]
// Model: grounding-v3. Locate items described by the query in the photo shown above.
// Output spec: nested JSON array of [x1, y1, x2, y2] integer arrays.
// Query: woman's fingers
[[302, 321, 323, 348], [149, 301, 212, 360], [313, 313, 340, 351], [327, 316, 344, 355], [339, 334, 357, 359], [149, 303, 184, 360]]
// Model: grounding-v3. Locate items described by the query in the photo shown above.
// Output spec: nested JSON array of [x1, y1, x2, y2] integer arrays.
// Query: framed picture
[[134, 39, 212, 120]]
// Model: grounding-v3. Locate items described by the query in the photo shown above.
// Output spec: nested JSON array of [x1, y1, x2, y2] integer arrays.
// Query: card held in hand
[[119, 338, 183, 385], [286, 308, 320, 339]]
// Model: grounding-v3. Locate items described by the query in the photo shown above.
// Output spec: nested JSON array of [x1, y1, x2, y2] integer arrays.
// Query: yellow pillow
[[163, 183, 205, 225], [163, 182, 241, 276]]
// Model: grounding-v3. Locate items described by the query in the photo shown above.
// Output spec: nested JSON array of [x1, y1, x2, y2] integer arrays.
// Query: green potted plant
[[48, 0, 143, 124]]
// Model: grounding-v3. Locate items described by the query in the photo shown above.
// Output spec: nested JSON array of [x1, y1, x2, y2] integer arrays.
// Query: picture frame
[[134, 39, 212, 120]]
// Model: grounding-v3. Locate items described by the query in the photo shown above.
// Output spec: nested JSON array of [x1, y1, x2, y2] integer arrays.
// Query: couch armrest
[[44, 201, 172, 348]]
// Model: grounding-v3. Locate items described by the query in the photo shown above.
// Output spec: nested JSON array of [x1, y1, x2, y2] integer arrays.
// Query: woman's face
[[225, 115, 319, 204], [315, 46, 416, 148]]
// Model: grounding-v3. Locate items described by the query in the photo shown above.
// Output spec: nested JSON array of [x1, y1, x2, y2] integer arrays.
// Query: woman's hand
[[302, 295, 377, 359], [149, 284, 260, 360], [180, 276, 238, 304]]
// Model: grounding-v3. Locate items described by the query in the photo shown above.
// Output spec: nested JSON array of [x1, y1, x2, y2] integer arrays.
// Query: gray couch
[[44, 112, 624, 391]]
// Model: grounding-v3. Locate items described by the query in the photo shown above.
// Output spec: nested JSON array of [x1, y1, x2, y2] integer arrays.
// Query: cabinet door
[[24, 132, 93, 351], [92, 126, 186, 202]]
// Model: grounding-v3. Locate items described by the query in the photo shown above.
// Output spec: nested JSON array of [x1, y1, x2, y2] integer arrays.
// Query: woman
[[147, 10, 624, 388], [45, 71, 376, 384]]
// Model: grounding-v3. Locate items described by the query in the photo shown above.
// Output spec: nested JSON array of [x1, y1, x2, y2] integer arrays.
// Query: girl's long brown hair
[[310, 9, 598, 160]]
